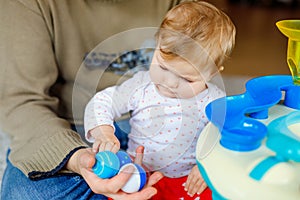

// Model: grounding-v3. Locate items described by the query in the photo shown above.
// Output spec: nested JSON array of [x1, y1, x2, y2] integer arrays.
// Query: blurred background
[[207, 0, 300, 94]]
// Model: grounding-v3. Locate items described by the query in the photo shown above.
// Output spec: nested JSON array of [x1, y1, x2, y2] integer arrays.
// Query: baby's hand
[[184, 165, 207, 197], [89, 125, 120, 153]]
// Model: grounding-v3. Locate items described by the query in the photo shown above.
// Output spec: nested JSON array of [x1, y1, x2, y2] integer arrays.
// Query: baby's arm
[[85, 72, 148, 152], [184, 165, 207, 197], [88, 125, 120, 153]]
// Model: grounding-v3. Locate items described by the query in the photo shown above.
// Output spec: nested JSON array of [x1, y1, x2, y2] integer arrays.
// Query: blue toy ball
[[93, 151, 120, 179], [119, 163, 147, 193], [93, 150, 147, 193], [116, 151, 132, 168]]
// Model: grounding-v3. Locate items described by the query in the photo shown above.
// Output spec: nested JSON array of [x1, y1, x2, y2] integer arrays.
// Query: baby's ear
[[219, 66, 224, 72], [206, 66, 225, 82]]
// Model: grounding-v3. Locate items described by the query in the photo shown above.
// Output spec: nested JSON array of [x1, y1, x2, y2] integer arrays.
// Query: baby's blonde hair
[[156, 1, 236, 69]]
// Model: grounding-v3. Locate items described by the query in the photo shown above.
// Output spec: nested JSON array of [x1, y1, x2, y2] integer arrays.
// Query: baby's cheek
[[179, 84, 195, 98], [153, 74, 165, 85], [149, 69, 160, 83]]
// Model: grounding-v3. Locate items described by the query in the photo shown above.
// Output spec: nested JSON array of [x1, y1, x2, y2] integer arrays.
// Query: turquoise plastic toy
[[93, 151, 120, 179], [196, 20, 300, 200], [93, 150, 147, 193], [196, 75, 300, 199], [205, 75, 300, 152]]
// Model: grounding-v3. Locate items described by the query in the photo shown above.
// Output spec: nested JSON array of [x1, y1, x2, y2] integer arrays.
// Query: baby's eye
[[184, 78, 194, 83], [159, 65, 167, 70]]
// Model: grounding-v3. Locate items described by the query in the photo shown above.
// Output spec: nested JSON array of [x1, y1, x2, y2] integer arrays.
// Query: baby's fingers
[[197, 182, 207, 195], [92, 140, 101, 153], [98, 141, 120, 153], [185, 178, 207, 197], [185, 165, 208, 197], [108, 141, 120, 153]]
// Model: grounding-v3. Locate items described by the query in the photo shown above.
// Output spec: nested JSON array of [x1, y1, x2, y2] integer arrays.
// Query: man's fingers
[[134, 145, 144, 165], [107, 187, 157, 200], [146, 171, 164, 187], [81, 164, 135, 194]]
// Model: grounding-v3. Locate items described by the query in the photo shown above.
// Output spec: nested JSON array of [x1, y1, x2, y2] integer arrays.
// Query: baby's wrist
[[90, 124, 115, 137]]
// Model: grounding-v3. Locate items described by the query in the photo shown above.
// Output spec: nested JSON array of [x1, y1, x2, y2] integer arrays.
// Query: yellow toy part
[[277, 20, 300, 85]]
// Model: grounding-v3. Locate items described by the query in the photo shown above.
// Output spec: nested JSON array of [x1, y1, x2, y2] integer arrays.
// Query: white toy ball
[[118, 163, 147, 193]]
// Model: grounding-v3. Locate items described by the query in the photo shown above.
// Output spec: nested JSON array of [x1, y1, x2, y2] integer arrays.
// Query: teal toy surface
[[196, 20, 300, 200], [93, 151, 147, 193], [93, 151, 120, 179]]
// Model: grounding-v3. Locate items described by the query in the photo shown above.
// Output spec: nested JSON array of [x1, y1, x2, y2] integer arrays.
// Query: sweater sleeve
[[0, 0, 87, 179]]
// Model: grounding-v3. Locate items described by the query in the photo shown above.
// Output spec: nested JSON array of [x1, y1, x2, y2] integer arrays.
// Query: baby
[[84, 1, 236, 199]]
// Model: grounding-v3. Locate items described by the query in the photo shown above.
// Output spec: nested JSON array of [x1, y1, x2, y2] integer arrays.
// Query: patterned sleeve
[[84, 71, 148, 141]]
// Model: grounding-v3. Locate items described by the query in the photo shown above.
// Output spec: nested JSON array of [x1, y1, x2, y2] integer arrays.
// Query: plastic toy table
[[196, 75, 300, 200]]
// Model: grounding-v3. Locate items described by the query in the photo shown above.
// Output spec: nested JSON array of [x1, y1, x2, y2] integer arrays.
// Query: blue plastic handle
[[206, 75, 300, 151]]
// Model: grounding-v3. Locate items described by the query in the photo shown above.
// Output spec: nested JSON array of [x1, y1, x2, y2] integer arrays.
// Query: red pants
[[151, 176, 212, 200]]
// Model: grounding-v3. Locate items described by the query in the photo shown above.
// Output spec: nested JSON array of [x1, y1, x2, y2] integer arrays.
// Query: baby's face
[[149, 50, 207, 99]]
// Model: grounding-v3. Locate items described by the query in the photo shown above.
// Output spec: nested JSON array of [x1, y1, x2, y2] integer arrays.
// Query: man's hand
[[66, 146, 163, 200]]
